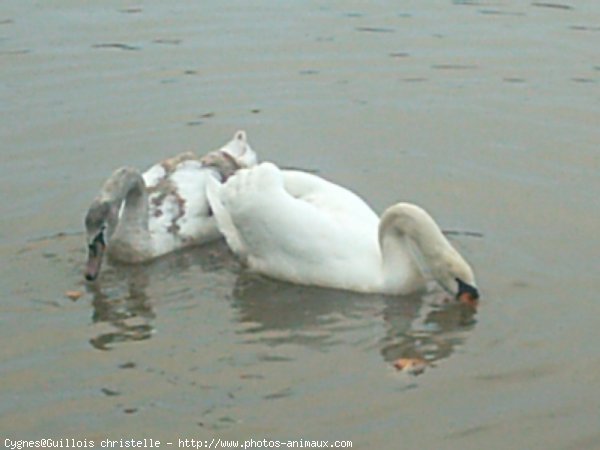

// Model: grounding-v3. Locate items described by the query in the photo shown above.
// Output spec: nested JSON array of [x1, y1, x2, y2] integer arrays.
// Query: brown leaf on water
[[393, 358, 427, 375], [65, 290, 83, 301]]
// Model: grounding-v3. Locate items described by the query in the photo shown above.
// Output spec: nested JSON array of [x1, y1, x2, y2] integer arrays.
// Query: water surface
[[1, 1, 599, 448]]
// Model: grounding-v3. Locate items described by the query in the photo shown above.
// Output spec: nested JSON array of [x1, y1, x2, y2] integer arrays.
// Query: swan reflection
[[232, 274, 477, 372], [86, 241, 233, 350], [232, 273, 381, 349], [380, 294, 477, 367], [84, 240, 477, 373], [87, 266, 155, 350]]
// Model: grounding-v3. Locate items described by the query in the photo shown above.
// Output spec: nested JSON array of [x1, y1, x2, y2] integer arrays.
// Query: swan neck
[[380, 204, 451, 261], [379, 203, 462, 294], [100, 168, 149, 234], [379, 205, 453, 294]]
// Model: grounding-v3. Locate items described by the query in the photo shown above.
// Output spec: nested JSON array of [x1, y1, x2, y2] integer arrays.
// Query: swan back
[[281, 170, 379, 230], [207, 162, 386, 292], [145, 158, 220, 257]]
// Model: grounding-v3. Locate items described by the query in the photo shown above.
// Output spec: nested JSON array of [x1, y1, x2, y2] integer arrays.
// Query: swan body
[[206, 162, 478, 299], [84, 131, 257, 280]]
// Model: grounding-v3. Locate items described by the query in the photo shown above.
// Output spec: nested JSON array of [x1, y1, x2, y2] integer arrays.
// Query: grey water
[[1, 1, 599, 448]]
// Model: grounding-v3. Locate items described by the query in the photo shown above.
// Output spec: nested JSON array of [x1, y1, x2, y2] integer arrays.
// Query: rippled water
[[1, 1, 599, 448]]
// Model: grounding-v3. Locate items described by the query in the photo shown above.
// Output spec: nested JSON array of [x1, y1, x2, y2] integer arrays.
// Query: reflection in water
[[380, 295, 477, 366], [87, 267, 155, 350], [86, 241, 234, 350], [84, 236, 478, 373], [231, 273, 381, 349], [232, 274, 477, 372]]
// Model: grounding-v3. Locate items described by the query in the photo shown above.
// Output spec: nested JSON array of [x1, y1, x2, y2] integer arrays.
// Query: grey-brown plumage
[[83, 130, 258, 281]]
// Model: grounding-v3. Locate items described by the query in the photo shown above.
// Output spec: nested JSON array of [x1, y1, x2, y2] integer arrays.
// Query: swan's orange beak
[[456, 278, 479, 308], [84, 241, 105, 281], [457, 290, 479, 308]]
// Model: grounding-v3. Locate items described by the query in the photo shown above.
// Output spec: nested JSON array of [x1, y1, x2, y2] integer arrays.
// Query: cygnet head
[[83, 201, 111, 281]]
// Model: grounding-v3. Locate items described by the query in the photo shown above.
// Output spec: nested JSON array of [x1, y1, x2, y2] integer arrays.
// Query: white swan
[[83, 130, 257, 281], [206, 162, 479, 301]]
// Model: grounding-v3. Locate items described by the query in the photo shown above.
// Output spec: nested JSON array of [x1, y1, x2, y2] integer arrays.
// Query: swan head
[[84, 200, 115, 281], [433, 254, 479, 304]]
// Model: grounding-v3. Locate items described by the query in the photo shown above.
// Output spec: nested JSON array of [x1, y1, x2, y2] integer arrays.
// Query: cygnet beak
[[84, 240, 105, 281]]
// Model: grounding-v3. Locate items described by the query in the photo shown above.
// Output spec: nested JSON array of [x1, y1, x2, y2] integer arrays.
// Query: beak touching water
[[84, 233, 106, 281], [456, 278, 480, 307]]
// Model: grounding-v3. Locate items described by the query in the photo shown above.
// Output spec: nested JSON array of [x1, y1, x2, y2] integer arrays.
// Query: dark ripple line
[[0, 49, 30, 56], [432, 64, 478, 70], [92, 43, 140, 51], [532, 2, 574, 10], [478, 9, 526, 16], [570, 25, 600, 31], [355, 27, 395, 33]]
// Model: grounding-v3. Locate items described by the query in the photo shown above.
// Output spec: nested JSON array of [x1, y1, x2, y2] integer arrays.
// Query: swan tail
[[218, 130, 258, 168]]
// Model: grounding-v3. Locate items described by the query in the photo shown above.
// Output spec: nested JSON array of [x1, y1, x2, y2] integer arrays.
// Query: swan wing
[[281, 169, 379, 230], [144, 158, 220, 254], [216, 162, 382, 290], [169, 160, 220, 241]]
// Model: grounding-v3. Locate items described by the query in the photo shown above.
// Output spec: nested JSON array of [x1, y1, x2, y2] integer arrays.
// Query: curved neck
[[99, 167, 149, 237], [378, 203, 459, 293], [380, 204, 452, 257]]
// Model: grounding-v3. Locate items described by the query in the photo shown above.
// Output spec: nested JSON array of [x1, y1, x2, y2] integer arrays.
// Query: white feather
[[207, 162, 477, 296]]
